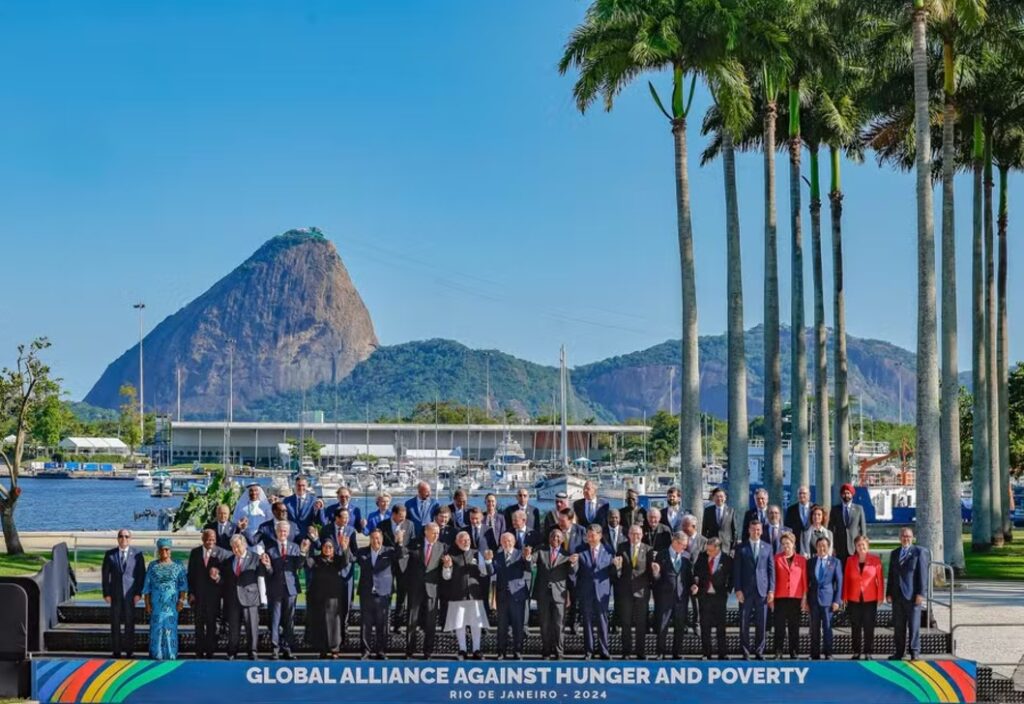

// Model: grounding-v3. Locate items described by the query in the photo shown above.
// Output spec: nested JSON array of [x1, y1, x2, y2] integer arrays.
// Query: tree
[[0, 338, 60, 555], [29, 394, 77, 450], [559, 0, 746, 519], [119, 383, 142, 455]]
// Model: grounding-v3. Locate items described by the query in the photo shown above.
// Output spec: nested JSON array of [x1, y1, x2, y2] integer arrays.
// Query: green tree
[[119, 383, 141, 455], [29, 395, 77, 450], [0, 338, 60, 555]]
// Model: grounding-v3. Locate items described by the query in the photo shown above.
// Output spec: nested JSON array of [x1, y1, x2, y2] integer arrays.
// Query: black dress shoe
[[909, 654, 918, 661], [248, 653, 258, 661], [599, 654, 611, 661], [457, 651, 467, 661], [270, 652, 280, 661], [513, 653, 523, 661], [584, 653, 593, 661], [361, 654, 371, 660], [754, 654, 765, 661], [888, 655, 903, 661], [547, 654, 559, 661], [852, 654, 862, 660], [472, 651, 483, 661]]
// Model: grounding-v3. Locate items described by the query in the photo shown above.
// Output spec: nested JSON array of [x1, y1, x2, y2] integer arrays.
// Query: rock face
[[84, 228, 378, 416]]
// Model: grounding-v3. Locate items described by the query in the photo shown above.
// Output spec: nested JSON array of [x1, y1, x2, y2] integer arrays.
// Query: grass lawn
[[962, 537, 1024, 580]]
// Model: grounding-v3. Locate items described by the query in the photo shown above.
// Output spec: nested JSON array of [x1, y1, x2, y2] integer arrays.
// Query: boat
[[35, 469, 70, 479], [533, 472, 587, 501], [298, 456, 318, 475], [150, 472, 172, 498], [134, 468, 153, 487], [487, 433, 534, 485]]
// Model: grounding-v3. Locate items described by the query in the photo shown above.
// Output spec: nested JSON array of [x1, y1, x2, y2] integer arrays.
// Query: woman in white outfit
[[442, 531, 492, 660]]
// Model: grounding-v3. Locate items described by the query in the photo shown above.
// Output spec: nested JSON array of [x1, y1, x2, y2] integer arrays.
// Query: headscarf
[[234, 483, 272, 537], [156, 538, 173, 549]]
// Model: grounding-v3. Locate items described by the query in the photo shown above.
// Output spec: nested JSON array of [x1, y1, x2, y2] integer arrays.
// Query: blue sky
[[2, 1, 1021, 400]]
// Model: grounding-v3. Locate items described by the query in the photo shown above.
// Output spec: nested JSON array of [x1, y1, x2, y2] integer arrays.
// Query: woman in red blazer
[[842, 534, 885, 659], [772, 531, 808, 658]]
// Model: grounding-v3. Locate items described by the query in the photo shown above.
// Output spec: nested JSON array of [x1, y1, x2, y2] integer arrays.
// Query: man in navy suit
[[266, 522, 307, 659], [573, 481, 610, 529], [528, 528, 576, 660], [255, 502, 300, 549], [742, 488, 772, 546], [504, 488, 541, 532], [886, 527, 928, 661], [603, 509, 628, 554], [660, 487, 686, 532], [204, 504, 248, 551], [575, 525, 615, 659], [764, 505, 785, 555], [448, 488, 471, 529], [344, 527, 406, 659], [733, 520, 776, 659], [702, 487, 737, 555], [509, 510, 541, 551], [490, 532, 532, 659], [807, 535, 843, 659], [651, 531, 694, 659], [317, 507, 358, 550], [283, 476, 323, 534], [101, 529, 146, 658], [324, 486, 363, 532], [405, 481, 441, 535]]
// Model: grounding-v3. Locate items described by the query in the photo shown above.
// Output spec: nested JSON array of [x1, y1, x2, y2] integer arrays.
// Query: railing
[[952, 623, 1024, 673], [927, 560, 956, 633]]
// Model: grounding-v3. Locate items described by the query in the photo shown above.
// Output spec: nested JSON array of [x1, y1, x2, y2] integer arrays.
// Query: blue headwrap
[[156, 538, 173, 549]]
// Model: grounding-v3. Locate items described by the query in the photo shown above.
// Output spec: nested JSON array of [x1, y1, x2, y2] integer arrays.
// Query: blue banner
[[32, 658, 976, 704]]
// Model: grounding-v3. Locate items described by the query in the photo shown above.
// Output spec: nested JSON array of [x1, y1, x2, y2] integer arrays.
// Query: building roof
[[59, 437, 129, 450], [171, 421, 648, 434]]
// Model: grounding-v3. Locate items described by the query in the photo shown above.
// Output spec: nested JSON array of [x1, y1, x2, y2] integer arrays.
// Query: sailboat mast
[[560, 345, 569, 467]]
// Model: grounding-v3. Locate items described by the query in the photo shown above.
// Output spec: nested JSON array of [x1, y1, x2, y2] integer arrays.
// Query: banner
[[32, 658, 976, 704]]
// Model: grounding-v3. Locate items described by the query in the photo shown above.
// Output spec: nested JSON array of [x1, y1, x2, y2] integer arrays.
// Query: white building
[[58, 437, 131, 456]]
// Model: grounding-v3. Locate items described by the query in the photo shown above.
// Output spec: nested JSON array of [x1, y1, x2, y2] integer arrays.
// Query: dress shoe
[[226, 655, 236, 661], [361, 654, 371, 660], [248, 653, 257, 661], [547, 654, 559, 661], [512, 653, 523, 661], [270, 652, 280, 660], [754, 654, 764, 661], [584, 653, 593, 661], [852, 654, 862, 660], [888, 655, 903, 661], [457, 651, 467, 661], [282, 651, 294, 661], [497, 653, 506, 660], [909, 654, 918, 661], [599, 654, 611, 661], [472, 651, 483, 661], [405, 651, 415, 659]]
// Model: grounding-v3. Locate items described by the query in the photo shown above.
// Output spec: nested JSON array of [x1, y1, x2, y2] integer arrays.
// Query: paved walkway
[[946, 580, 1024, 684]]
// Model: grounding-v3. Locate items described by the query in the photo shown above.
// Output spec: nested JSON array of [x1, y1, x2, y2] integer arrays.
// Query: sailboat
[[533, 345, 588, 501]]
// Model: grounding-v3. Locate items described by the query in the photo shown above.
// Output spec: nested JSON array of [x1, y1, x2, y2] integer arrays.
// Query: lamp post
[[132, 302, 145, 454]]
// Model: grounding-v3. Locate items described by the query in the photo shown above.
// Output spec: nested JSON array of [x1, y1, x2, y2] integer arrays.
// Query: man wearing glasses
[[101, 529, 147, 658], [504, 489, 540, 532]]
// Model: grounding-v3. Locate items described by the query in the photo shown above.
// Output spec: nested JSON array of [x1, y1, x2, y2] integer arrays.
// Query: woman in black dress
[[305, 538, 350, 658]]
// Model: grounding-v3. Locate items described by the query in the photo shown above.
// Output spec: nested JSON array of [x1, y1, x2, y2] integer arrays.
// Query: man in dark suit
[[886, 527, 928, 661], [694, 537, 732, 660], [490, 532, 532, 659], [575, 525, 615, 659], [784, 485, 813, 536], [660, 487, 685, 532], [344, 527, 406, 659], [380, 504, 415, 632], [642, 508, 672, 552], [255, 502, 300, 549], [482, 493, 507, 538], [187, 528, 231, 659], [651, 531, 694, 659], [508, 509, 542, 551], [101, 529, 146, 658], [434, 507, 459, 546], [205, 504, 247, 551], [405, 481, 441, 536], [554, 508, 587, 554], [466, 508, 498, 552], [733, 520, 775, 659], [807, 535, 843, 659], [530, 528, 577, 660], [702, 487, 737, 555], [401, 522, 447, 658], [742, 488, 772, 546], [614, 525, 654, 659], [573, 481, 610, 529], [542, 493, 573, 537], [603, 509, 628, 554], [681, 514, 706, 629], [504, 488, 541, 532], [317, 507, 358, 551], [324, 486, 364, 533], [283, 476, 323, 534], [216, 534, 272, 660], [764, 505, 784, 555], [266, 522, 306, 659], [617, 489, 647, 528], [448, 488, 471, 529], [829, 483, 868, 563]]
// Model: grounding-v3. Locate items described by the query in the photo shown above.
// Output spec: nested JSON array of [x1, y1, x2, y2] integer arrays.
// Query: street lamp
[[132, 302, 145, 454]]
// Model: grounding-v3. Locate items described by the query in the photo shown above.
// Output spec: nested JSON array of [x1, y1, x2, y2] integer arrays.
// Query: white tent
[[58, 437, 130, 456]]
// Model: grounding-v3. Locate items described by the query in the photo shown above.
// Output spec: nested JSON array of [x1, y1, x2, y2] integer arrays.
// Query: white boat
[[134, 468, 153, 488], [533, 473, 587, 501], [150, 473, 172, 498], [351, 460, 370, 473], [299, 456, 318, 475], [488, 433, 534, 484]]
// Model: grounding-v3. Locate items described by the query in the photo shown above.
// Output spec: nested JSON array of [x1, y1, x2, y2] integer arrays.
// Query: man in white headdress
[[234, 483, 271, 542]]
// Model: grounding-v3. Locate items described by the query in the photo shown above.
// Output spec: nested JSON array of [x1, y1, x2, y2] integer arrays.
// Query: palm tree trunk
[[971, 115, 992, 552], [997, 163, 1012, 542], [983, 128, 1003, 547], [809, 145, 832, 509], [723, 130, 749, 510], [911, 4, 944, 564], [940, 40, 965, 570], [789, 85, 809, 502], [829, 146, 850, 499], [672, 113, 703, 522], [764, 100, 784, 510]]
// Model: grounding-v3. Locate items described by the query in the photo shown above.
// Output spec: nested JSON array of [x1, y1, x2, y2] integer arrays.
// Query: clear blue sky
[[2, 1, 1021, 400]]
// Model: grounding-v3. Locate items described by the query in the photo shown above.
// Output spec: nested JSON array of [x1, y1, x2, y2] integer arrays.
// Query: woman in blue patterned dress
[[142, 538, 188, 660]]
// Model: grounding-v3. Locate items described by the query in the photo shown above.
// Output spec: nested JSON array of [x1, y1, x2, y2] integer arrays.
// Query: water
[[12, 478, 560, 531]]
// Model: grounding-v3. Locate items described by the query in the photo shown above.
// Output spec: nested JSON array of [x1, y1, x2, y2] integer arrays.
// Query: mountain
[[83, 228, 378, 416], [238, 327, 920, 424]]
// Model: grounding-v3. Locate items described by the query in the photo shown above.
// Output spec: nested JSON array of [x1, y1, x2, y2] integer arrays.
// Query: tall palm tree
[[806, 136, 831, 505], [983, 125, 1004, 546], [970, 114, 992, 551], [559, 0, 746, 520], [789, 81, 810, 499]]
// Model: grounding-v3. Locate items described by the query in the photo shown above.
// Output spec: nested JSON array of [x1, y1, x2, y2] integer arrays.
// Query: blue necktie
[[817, 559, 825, 582]]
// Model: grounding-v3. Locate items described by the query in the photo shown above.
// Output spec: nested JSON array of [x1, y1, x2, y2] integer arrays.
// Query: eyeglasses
[[117, 534, 130, 539]]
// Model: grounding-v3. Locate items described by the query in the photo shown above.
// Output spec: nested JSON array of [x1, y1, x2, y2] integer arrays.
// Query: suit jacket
[[531, 548, 576, 604], [317, 523, 357, 551], [187, 545, 231, 601], [733, 540, 775, 599], [509, 527, 542, 551], [773, 552, 808, 599], [617, 505, 647, 528], [807, 555, 843, 607], [448, 503, 471, 528], [785, 502, 813, 536], [800, 526, 834, 558], [762, 524, 784, 555], [436, 525, 459, 547], [602, 524, 629, 553], [615, 541, 654, 598], [843, 553, 885, 603], [482, 511, 507, 538], [467, 524, 498, 552], [503, 503, 541, 532], [102, 547, 146, 602], [223, 550, 272, 608], [346, 545, 403, 599], [204, 520, 244, 551], [742, 508, 772, 546], [442, 548, 491, 601], [324, 502, 362, 531], [573, 498, 610, 528], [557, 523, 587, 555], [886, 545, 928, 602], [653, 549, 693, 604], [491, 548, 532, 601], [574, 543, 615, 604], [693, 552, 733, 598], [401, 538, 448, 601], [404, 496, 441, 532], [256, 519, 300, 549], [684, 533, 707, 564], [660, 504, 686, 532], [266, 541, 305, 599], [642, 522, 672, 552], [364, 508, 392, 535], [828, 501, 868, 557], [283, 493, 320, 532], [379, 519, 415, 549], [702, 505, 737, 554]]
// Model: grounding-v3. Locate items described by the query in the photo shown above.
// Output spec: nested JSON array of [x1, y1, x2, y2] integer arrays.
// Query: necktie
[[753, 542, 760, 561], [758, 510, 765, 523], [120, 551, 127, 571], [612, 528, 618, 545], [563, 535, 569, 551], [900, 547, 908, 562], [506, 551, 512, 564], [801, 504, 808, 526], [631, 546, 638, 569], [550, 550, 558, 567], [280, 542, 287, 557], [474, 529, 480, 546], [517, 531, 524, 548], [716, 507, 723, 525], [204, 550, 209, 568], [235, 558, 242, 577], [844, 504, 850, 525], [372, 551, 378, 568], [673, 552, 680, 571], [424, 542, 432, 565], [817, 559, 825, 582], [592, 547, 598, 564]]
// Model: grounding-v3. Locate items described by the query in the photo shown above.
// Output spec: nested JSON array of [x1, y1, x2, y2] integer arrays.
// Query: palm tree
[[788, 82, 810, 498], [983, 125, 1004, 546], [970, 114, 992, 551], [806, 135, 831, 506], [559, 0, 745, 520]]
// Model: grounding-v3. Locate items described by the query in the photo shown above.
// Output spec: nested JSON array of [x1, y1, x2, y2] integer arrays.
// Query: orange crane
[[857, 439, 914, 486]]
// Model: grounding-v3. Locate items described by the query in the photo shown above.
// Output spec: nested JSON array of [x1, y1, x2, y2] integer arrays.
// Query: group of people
[[101, 478, 929, 663]]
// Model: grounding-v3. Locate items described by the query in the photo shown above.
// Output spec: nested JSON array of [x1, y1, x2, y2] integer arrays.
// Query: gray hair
[[647, 507, 662, 518], [706, 536, 722, 549], [587, 524, 603, 535], [681, 514, 698, 529], [671, 530, 689, 543], [229, 534, 247, 548], [512, 509, 526, 522], [754, 487, 769, 498]]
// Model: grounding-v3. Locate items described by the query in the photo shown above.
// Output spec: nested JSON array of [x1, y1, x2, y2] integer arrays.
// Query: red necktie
[[203, 550, 209, 568], [424, 542, 432, 565], [551, 550, 558, 567], [235, 558, 242, 577]]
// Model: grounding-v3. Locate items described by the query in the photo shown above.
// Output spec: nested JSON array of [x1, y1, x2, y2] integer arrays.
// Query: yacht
[[487, 433, 534, 484], [533, 472, 587, 501], [134, 468, 153, 488], [150, 472, 172, 498]]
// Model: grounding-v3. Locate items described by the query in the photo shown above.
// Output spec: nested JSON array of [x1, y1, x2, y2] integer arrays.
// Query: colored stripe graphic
[[54, 659, 105, 703], [909, 661, 958, 702], [37, 661, 89, 703], [860, 661, 933, 702], [107, 661, 183, 703], [935, 661, 977, 703], [81, 660, 136, 703]]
